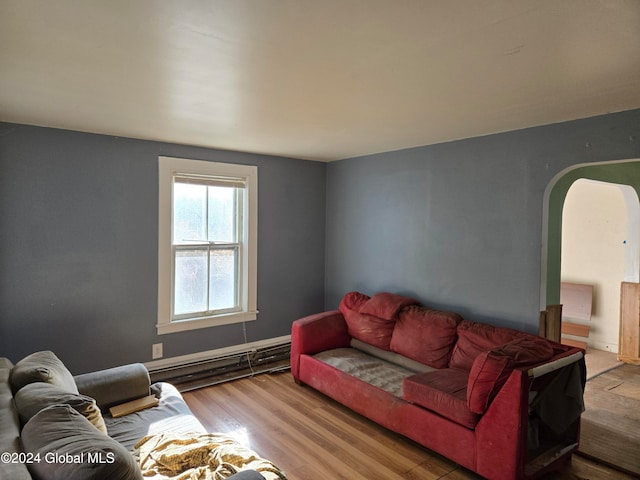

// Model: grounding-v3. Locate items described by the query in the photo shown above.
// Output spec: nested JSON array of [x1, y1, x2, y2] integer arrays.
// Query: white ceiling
[[1, 1, 639, 162]]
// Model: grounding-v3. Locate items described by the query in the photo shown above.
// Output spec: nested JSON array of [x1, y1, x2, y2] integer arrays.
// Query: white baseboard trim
[[145, 335, 291, 372], [587, 340, 618, 354]]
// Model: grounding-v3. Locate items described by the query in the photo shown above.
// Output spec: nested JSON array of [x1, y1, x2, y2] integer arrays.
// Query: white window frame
[[158, 156, 258, 335]]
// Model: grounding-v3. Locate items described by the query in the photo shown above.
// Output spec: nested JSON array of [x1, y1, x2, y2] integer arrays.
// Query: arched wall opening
[[541, 159, 640, 311]]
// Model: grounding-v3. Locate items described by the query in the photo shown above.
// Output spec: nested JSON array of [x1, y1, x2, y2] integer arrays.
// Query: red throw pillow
[[467, 351, 514, 414]]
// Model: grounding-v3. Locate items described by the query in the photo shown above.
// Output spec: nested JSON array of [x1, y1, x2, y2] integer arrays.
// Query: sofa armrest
[[474, 350, 585, 480], [74, 363, 151, 411], [474, 367, 528, 480], [291, 310, 351, 380]]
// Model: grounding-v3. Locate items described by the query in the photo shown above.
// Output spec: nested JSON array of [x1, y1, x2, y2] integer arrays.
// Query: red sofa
[[291, 292, 586, 480]]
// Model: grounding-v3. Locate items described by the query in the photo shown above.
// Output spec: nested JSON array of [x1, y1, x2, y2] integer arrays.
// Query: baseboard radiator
[[149, 342, 291, 392]]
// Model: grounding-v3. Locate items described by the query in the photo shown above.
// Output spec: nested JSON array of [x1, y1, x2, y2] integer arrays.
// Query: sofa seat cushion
[[105, 382, 206, 451], [15, 382, 107, 433], [313, 348, 416, 397], [10, 350, 78, 394], [403, 369, 479, 429], [22, 404, 142, 480], [390, 305, 462, 369]]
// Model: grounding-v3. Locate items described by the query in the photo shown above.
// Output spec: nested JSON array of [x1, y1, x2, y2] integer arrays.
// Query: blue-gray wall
[[2, 109, 639, 372], [0, 123, 326, 373], [325, 109, 640, 333]]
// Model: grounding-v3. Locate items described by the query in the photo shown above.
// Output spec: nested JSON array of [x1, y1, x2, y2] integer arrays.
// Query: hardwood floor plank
[[182, 371, 633, 480], [184, 388, 245, 433], [235, 378, 418, 479]]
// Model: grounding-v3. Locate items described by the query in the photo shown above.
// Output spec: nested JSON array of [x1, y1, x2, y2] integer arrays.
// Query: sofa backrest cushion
[[449, 321, 524, 371], [340, 292, 396, 350], [10, 350, 78, 395], [15, 382, 107, 433], [359, 292, 418, 320], [390, 306, 462, 369], [22, 404, 143, 480]]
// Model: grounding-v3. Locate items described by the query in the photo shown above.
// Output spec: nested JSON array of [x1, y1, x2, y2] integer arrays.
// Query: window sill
[[156, 311, 258, 335]]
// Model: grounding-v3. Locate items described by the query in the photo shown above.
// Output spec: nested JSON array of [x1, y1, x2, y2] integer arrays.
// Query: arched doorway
[[541, 159, 640, 310]]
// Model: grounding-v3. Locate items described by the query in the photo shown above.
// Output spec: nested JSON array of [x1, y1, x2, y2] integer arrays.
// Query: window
[[158, 156, 257, 334]]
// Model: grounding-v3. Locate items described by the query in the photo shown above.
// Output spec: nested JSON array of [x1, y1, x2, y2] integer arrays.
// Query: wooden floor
[[182, 371, 635, 480], [583, 348, 623, 381], [579, 363, 640, 476]]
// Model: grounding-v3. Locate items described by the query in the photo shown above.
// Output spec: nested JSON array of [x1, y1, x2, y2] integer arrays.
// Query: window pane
[[174, 249, 208, 315], [208, 186, 236, 242], [209, 248, 237, 310], [174, 183, 207, 243]]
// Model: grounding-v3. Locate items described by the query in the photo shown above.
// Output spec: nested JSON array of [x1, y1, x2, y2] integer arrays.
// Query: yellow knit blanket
[[133, 432, 287, 480]]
